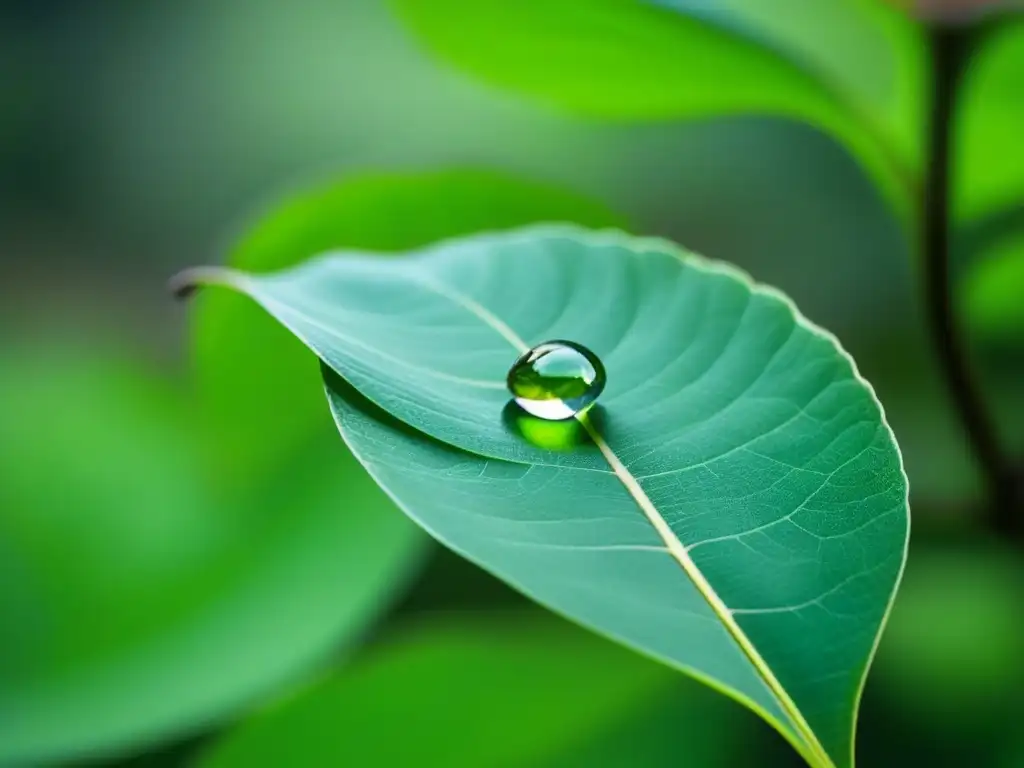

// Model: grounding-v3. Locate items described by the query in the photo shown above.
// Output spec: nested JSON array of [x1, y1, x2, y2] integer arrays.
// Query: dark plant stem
[[923, 23, 1021, 540]]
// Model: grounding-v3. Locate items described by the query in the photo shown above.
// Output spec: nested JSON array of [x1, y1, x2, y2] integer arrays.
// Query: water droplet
[[506, 340, 606, 421]]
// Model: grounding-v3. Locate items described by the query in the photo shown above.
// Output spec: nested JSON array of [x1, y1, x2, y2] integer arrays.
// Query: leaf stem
[[923, 22, 1021, 540], [168, 265, 247, 299]]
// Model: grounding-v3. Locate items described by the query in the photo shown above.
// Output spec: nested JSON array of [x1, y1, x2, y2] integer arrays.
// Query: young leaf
[[179, 226, 910, 768], [198, 614, 685, 768], [390, 0, 923, 218]]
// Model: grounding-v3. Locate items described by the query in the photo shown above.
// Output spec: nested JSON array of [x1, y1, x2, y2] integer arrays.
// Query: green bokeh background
[[1, 1, 1021, 766]]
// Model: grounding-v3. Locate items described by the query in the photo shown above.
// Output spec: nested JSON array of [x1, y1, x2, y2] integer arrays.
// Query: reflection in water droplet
[[506, 340, 606, 421]]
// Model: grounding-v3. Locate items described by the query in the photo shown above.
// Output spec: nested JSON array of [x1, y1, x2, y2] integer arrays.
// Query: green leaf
[[198, 614, 679, 767], [0, 337, 422, 764], [874, 544, 1022, 730], [546, 678, 754, 767], [181, 226, 909, 768], [958, 21, 1024, 222], [653, 0, 925, 158], [963, 233, 1024, 343], [390, 0, 924, 218], [192, 168, 627, 477]]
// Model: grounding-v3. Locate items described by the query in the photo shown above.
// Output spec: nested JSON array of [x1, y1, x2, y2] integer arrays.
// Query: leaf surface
[[184, 226, 909, 768], [193, 168, 626, 476]]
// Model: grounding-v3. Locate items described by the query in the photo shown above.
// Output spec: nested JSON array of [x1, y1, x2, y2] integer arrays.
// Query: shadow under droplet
[[501, 400, 607, 453]]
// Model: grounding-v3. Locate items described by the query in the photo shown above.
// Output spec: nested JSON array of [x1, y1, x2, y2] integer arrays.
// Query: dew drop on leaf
[[506, 340, 606, 421]]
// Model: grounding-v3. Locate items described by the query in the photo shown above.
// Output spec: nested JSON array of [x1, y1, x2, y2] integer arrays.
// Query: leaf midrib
[[409, 269, 836, 768]]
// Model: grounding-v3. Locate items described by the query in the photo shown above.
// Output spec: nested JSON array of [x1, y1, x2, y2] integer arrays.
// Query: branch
[[923, 22, 1022, 539]]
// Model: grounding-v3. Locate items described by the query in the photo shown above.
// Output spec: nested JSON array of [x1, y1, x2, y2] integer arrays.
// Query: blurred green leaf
[[1, 169, 622, 763], [183, 225, 909, 768], [1002, 731, 1024, 768], [390, 0, 924, 218], [546, 680, 753, 767], [963, 233, 1024, 343], [875, 544, 1022, 730], [653, 0, 925, 159], [192, 168, 626, 478], [199, 614, 684, 768], [958, 20, 1024, 223], [0, 339, 422, 765]]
